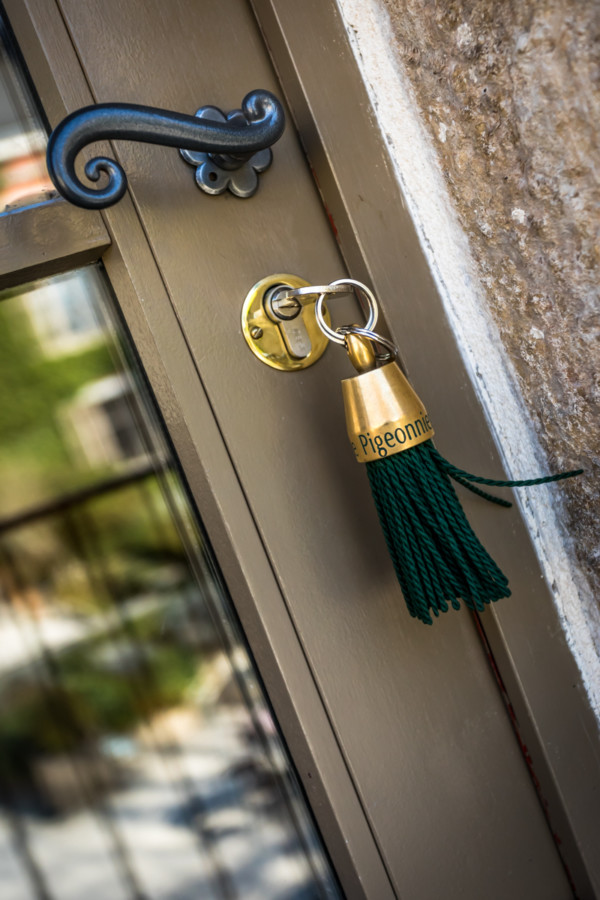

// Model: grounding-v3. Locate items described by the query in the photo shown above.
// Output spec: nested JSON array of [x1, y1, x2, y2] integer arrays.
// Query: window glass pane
[[0, 267, 339, 899], [0, 16, 53, 213]]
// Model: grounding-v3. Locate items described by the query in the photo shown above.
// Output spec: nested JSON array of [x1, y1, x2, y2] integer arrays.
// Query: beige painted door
[[3, 0, 591, 897]]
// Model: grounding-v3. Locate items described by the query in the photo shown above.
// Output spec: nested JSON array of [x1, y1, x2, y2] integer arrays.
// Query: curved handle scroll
[[46, 89, 285, 209]]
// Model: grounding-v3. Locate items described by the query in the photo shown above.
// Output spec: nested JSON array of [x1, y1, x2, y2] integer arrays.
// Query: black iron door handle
[[46, 89, 285, 209]]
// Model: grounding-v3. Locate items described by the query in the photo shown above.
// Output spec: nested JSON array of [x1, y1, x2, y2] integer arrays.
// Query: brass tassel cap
[[342, 334, 433, 462]]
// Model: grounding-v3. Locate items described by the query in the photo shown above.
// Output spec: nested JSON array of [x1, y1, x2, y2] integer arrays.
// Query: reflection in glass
[[0, 267, 339, 899], [0, 16, 54, 212]]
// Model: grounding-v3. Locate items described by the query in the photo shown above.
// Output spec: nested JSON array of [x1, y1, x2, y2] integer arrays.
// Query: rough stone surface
[[382, 0, 600, 600]]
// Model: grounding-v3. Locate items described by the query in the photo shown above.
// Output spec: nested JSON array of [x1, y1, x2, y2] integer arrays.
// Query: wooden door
[[3, 0, 596, 897]]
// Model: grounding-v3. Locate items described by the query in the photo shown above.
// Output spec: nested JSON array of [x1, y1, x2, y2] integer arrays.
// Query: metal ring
[[270, 283, 350, 303], [337, 325, 398, 360], [315, 279, 378, 344]]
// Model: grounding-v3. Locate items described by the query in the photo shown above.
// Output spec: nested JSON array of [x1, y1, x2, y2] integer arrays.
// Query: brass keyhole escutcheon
[[241, 274, 331, 371]]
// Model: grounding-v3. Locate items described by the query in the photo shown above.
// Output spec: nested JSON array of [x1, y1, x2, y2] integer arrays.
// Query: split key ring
[[314, 279, 379, 344]]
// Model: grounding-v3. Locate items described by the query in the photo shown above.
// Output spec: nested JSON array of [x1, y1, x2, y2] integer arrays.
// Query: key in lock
[[241, 274, 332, 371], [264, 287, 312, 359]]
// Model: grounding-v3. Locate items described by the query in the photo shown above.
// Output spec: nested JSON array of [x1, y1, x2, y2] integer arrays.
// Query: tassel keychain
[[312, 279, 582, 625]]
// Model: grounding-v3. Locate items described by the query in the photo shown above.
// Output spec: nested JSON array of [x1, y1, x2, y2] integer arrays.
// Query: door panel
[[10, 0, 574, 896]]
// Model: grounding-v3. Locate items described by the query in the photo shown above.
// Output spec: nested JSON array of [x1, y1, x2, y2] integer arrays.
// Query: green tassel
[[366, 440, 582, 625], [339, 330, 582, 624]]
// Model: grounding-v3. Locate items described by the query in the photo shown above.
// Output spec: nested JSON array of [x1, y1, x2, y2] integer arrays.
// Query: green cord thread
[[366, 439, 582, 625], [429, 445, 583, 504]]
